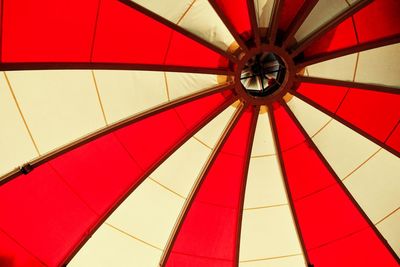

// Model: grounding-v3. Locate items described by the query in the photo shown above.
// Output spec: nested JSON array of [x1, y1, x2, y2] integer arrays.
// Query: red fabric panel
[[297, 82, 348, 113], [0, 91, 232, 266], [213, 0, 251, 37], [304, 18, 357, 57], [0, 230, 44, 267], [2, 0, 99, 62], [0, 164, 98, 266], [272, 104, 399, 267], [336, 89, 400, 144], [279, 0, 305, 31], [297, 83, 400, 152], [116, 92, 231, 170], [166, 108, 254, 267], [2, 0, 228, 68], [304, 0, 400, 58], [92, 0, 228, 68], [386, 123, 400, 152], [49, 134, 143, 215], [354, 0, 400, 44]]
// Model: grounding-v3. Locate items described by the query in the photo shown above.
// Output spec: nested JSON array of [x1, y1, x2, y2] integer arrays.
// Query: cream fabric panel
[[6, 70, 105, 154], [254, 0, 274, 28], [0, 73, 38, 176], [287, 97, 331, 137], [343, 149, 400, 223], [131, 0, 193, 23], [166, 72, 222, 100], [178, 0, 235, 51], [240, 255, 306, 267], [355, 43, 400, 88], [306, 53, 357, 81], [68, 224, 162, 267], [240, 206, 304, 263], [131, 0, 235, 51], [240, 112, 305, 265], [106, 179, 184, 249], [294, 0, 350, 42], [251, 111, 275, 157], [376, 210, 400, 256], [94, 70, 167, 124], [244, 156, 287, 209], [289, 97, 379, 179], [194, 105, 237, 148], [289, 97, 400, 256], [153, 105, 235, 197], [306, 43, 400, 89], [245, 112, 286, 208]]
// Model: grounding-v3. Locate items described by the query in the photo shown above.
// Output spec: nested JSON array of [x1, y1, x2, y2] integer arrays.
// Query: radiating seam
[[4, 72, 41, 156], [176, 0, 197, 25], [244, 203, 288, 210], [375, 207, 399, 225], [148, 177, 186, 199], [163, 72, 171, 101], [239, 253, 302, 263], [91, 70, 108, 125], [105, 223, 163, 251], [341, 148, 381, 181]]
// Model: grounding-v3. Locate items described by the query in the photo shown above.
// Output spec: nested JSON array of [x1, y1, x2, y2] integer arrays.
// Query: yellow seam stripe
[[91, 70, 108, 125], [105, 223, 163, 251], [4, 72, 41, 156]]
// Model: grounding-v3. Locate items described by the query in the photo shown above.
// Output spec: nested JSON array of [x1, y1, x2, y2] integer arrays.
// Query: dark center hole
[[240, 52, 286, 97]]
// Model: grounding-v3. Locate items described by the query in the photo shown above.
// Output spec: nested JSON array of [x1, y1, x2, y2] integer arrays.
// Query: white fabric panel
[[356, 43, 400, 88], [306, 53, 357, 81], [132, 0, 235, 51], [244, 156, 287, 209], [240, 206, 303, 262], [7, 70, 105, 154], [153, 105, 235, 197], [106, 179, 184, 249], [178, 0, 235, 51], [131, 0, 193, 23], [94, 70, 167, 124], [287, 96, 331, 137], [68, 224, 162, 267], [289, 97, 380, 179], [0, 73, 38, 176], [194, 105, 237, 148], [240, 255, 306, 267], [166, 72, 221, 100], [251, 112, 275, 157], [254, 0, 274, 28], [343, 150, 400, 223], [377, 210, 400, 256], [294, 0, 349, 42]]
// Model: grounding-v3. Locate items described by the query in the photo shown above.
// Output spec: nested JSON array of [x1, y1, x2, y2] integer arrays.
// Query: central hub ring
[[234, 45, 296, 105]]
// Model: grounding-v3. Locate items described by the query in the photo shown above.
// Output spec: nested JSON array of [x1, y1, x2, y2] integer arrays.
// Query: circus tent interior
[[0, 0, 399, 266]]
